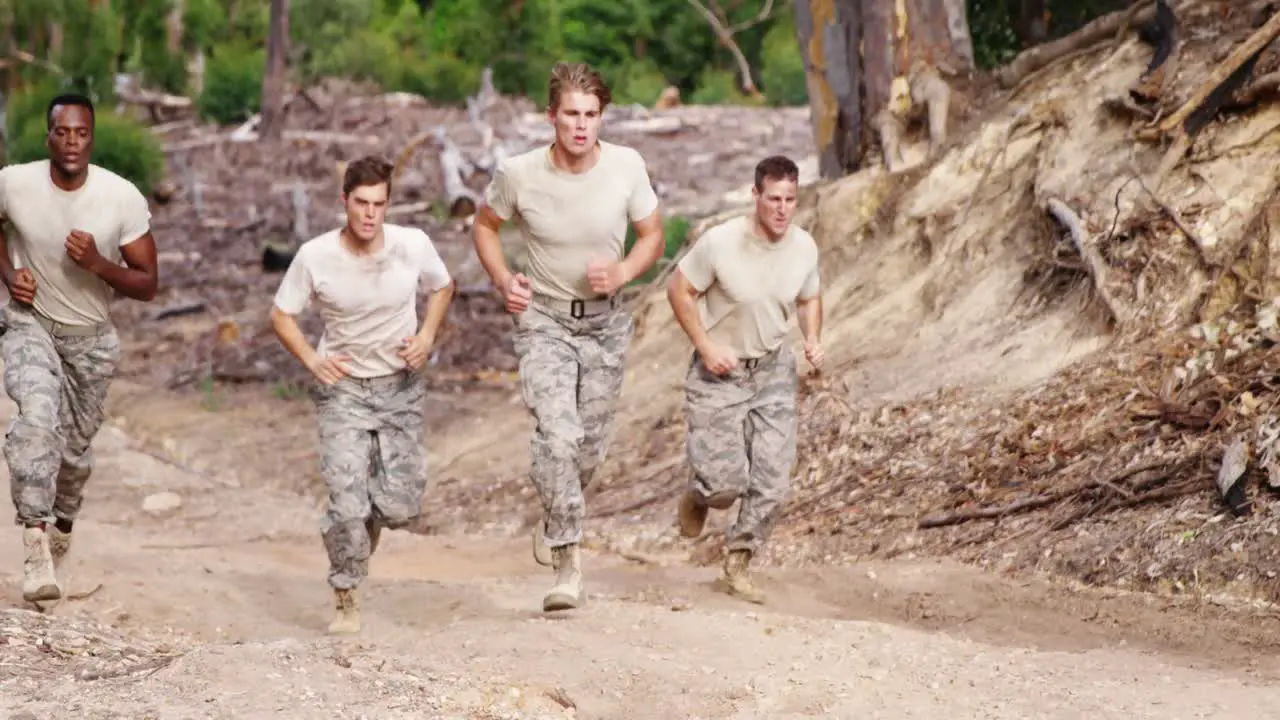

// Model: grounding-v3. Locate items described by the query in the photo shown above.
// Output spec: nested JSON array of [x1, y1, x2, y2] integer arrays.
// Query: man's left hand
[[803, 339, 824, 371], [399, 333, 435, 371], [65, 230, 104, 272], [587, 259, 628, 295]]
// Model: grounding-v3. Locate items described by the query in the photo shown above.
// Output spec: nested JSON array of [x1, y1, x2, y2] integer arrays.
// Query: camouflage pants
[[1, 303, 120, 527], [684, 346, 798, 554], [512, 303, 632, 547], [312, 371, 428, 589]]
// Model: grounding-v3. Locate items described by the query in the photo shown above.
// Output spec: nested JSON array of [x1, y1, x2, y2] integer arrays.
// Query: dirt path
[[1, 395, 1279, 718]]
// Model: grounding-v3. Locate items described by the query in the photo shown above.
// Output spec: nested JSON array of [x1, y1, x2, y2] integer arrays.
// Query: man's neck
[[549, 141, 600, 174], [752, 215, 787, 244], [340, 226, 384, 255], [49, 162, 88, 192]]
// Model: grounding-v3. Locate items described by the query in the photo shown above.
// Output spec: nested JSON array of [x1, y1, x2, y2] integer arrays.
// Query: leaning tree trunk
[[793, 0, 974, 179], [259, 0, 289, 141]]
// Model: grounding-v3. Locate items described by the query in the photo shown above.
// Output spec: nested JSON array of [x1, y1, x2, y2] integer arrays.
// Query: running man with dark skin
[[0, 93, 159, 605]]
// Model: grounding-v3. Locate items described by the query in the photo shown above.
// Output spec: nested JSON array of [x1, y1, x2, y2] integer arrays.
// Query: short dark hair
[[47, 93, 95, 131], [753, 155, 799, 191], [342, 155, 395, 196]]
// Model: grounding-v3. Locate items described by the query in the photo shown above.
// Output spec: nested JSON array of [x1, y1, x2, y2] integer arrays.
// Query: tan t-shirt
[[0, 160, 152, 325], [483, 140, 659, 302], [272, 223, 453, 378], [677, 215, 820, 359]]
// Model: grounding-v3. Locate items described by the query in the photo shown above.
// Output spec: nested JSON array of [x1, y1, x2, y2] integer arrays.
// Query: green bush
[[197, 42, 264, 125], [399, 54, 481, 105], [760, 22, 807, 107], [7, 109, 166, 198], [611, 59, 669, 106], [689, 68, 750, 105]]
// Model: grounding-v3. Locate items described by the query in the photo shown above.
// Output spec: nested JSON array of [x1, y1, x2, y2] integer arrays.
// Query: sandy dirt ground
[[2, 386, 1280, 719]]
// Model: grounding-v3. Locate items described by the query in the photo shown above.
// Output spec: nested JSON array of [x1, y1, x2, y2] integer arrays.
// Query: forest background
[[0, 0, 1133, 197]]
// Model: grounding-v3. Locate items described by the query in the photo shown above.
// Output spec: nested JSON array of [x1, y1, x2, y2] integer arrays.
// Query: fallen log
[[1137, 8, 1280, 141], [1046, 197, 1131, 326], [435, 127, 481, 218], [997, 1, 1156, 89]]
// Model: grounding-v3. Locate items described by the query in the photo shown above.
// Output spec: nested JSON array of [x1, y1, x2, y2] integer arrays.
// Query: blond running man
[[473, 62, 665, 612], [0, 93, 159, 605], [667, 155, 823, 605], [271, 156, 454, 634]]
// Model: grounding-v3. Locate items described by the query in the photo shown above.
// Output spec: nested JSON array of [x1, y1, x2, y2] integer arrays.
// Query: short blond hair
[[548, 62, 612, 111]]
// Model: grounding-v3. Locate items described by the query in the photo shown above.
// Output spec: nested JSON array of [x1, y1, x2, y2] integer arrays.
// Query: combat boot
[[542, 544, 583, 612], [712, 549, 766, 605], [677, 490, 708, 538], [22, 525, 60, 603], [327, 588, 360, 634], [48, 525, 72, 570]]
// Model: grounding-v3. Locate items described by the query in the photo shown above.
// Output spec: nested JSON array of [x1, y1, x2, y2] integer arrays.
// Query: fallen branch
[[1046, 197, 1132, 326], [1137, 8, 1280, 141], [1127, 157, 1210, 266], [434, 127, 481, 218], [684, 0, 765, 97], [999, 1, 1156, 89]]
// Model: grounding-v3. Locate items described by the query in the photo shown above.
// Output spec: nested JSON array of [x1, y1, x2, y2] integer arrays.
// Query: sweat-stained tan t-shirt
[[0, 160, 152, 326], [482, 140, 659, 302], [677, 215, 820, 359], [272, 223, 453, 378]]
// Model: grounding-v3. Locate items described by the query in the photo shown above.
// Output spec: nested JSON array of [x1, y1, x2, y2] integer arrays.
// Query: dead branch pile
[[0, 608, 187, 691]]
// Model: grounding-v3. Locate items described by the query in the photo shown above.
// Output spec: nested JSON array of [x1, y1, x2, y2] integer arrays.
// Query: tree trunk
[[166, 0, 185, 54], [793, 0, 974, 180], [259, 0, 290, 141]]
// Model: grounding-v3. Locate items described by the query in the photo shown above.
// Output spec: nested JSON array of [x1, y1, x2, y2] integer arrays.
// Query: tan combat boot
[[22, 525, 60, 603], [48, 526, 72, 570], [327, 588, 360, 634], [712, 549, 766, 605], [542, 544, 583, 612], [677, 490, 708, 538]]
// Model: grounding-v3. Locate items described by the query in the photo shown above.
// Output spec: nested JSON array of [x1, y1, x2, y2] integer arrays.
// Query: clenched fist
[[65, 230, 104, 272], [5, 268, 35, 305]]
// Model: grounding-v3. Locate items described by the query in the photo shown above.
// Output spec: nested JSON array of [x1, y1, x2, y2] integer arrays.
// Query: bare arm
[[796, 293, 823, 343], [417, 279, 455, 340], [619, 209, 665, 284], [94, 233, 159, 301], [666, 268, 712, 353], [270, 306, 321, 370], [473, 205, 512, 290]]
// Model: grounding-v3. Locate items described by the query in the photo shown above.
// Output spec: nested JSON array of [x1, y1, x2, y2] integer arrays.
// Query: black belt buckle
[[742, 357, 760, 370], [570, 299, 585, 318]]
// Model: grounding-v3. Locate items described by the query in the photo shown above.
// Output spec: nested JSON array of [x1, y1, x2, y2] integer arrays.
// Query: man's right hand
[[6, 269, 35, 305], [502, 272, 533, 314], [697, 342, 739, 375], [307, 353, 353, 385]]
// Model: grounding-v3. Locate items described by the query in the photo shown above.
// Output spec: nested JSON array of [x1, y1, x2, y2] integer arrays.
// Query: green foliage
[[690, 69, 751, 106], [759, 18, 807, 106], [54, 0, 122, 104], [4, 84, 166, 197], [624, 214, 691, 285], [196, 42, 264, 125]]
